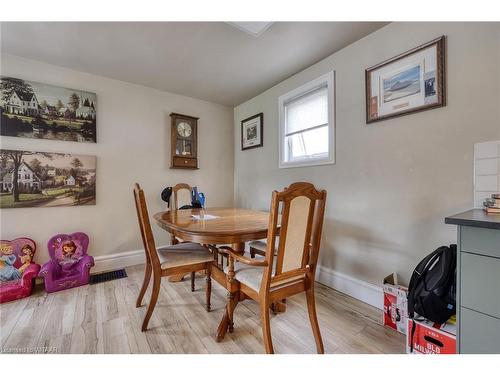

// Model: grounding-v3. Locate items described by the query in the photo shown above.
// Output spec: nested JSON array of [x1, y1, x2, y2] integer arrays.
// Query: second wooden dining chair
[[169, 183, 227, 288], [222, 182, 327, 354], [171, 183, 193, 211], [133, 183, 214, 331]]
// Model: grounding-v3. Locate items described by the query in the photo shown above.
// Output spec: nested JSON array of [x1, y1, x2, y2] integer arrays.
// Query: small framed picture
[[241, 113, 263, 150], [365, 36, 446, 123]]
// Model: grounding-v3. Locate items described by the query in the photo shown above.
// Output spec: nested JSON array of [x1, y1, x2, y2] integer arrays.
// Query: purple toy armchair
[[0, 238, 40, 304], [39, 232, 94, 293]]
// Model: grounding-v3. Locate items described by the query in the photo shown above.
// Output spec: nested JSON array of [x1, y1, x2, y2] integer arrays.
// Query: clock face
[[177, 122, 192, 138]]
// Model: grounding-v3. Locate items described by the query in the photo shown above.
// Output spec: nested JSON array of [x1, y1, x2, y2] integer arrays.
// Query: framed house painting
[[0, 76, 97, 142], [365, 36, 446, 123], [0, 149, 96, 208], [241, 113, 263, 150]]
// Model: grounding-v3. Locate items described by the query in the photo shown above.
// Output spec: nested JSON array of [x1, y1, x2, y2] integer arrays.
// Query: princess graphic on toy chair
[[0, 238, 40, 304], [0, 243, 21, 282], [60, 240, 81, 266], [18, 244, 35, 274]]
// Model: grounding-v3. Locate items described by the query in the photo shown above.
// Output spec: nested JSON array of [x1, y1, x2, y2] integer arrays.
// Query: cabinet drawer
[[460, 226, 500, 258], [461, 252, 500, 318], [460, 307, 500, 354], [172, 157, 197, 169]]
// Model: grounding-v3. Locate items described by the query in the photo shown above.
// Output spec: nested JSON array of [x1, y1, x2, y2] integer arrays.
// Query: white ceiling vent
[[227, 22, 274, 37]]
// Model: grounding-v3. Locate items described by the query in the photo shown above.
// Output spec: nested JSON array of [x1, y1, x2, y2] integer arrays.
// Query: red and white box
[[383, 273, 408, 334], [407, 317, 456, 354]]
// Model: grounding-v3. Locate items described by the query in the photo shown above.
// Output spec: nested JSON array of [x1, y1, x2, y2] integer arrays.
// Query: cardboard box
[[383, 273, 408, 334], [406, 317, 456, 354]]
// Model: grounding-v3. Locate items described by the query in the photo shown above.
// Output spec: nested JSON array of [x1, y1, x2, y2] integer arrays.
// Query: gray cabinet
[[460, 252, 500, 318], [460, 308, 500, 354], [445, 209, 500, 354]]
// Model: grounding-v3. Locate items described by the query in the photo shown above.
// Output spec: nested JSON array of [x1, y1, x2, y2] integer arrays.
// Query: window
[[279, 71, 335, 168]]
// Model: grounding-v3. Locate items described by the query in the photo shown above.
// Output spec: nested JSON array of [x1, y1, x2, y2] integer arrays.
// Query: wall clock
[[170, 112, 198, 169]]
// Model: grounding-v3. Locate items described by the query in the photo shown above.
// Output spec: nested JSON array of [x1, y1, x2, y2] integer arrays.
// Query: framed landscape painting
[[0, 77, 97, 142], [241, 112, 263, 150], [365, 36, 446, 123], [0, 149, 96, 208]]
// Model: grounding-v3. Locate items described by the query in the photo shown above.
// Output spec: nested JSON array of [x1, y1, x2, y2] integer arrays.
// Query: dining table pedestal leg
[[216, 290, 239, 342], [226, 242, 243, 333], [215, 242, 244, 342], [216, 282, 233, 341], [216, 310, 229, 342], [227, 291, 237, 333]]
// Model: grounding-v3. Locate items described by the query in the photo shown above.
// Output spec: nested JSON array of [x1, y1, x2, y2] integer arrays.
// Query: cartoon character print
[[60, 241, 79, 265], [52, 237, 84, 272], [0, 243, 21, 282], [18, 244, 35, 274]]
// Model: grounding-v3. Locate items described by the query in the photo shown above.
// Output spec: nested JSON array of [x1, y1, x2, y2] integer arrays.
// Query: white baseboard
[[92, 250, 383, 310], [316, 265, 383, 310], [92, 249, 145, 274]]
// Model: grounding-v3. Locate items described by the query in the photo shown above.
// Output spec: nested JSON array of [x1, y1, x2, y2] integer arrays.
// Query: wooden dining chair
[[222, 182, 327, 354], [171, 183, 193, 211], [171, 183, 230, 271], [133, 183, 214, 331], [169, 183, 227, 286]]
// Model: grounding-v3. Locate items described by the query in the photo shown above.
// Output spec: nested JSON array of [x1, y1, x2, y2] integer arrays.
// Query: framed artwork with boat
[[0, 76, 97, 143], [365, 36, 446, 123]]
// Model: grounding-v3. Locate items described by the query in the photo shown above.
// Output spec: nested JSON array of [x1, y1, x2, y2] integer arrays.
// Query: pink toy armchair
[[0, 238, 40, 304], [39, 232, 94, 293]]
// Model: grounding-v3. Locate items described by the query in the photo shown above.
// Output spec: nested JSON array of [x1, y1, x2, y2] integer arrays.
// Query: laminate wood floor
[[0, 265, 404, 354]]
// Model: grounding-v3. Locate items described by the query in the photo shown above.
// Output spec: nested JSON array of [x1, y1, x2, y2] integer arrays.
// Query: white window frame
[[278, 71, 335, 169]]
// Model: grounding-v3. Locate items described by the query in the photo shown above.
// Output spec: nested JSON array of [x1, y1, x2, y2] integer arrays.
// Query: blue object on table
[[190, 187, 205, 208], [198, 192, 205, 208]]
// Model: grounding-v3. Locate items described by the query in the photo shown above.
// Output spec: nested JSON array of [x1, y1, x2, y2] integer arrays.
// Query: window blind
[[284, 84, 328, 135]]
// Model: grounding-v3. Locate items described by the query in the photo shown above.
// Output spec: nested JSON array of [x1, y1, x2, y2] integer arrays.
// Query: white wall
[[234, 22, 500, 290], [474, 140, 500, 207], [1, 54, 234, 268]]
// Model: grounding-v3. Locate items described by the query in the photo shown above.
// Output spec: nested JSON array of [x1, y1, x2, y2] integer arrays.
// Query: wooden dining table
[[153, 207, 272, 341]]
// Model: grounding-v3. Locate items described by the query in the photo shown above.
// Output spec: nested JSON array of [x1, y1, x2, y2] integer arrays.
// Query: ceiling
[[0, 22, 387, 106]]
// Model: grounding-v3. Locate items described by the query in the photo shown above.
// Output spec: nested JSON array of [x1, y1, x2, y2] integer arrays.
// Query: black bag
[[161, 187, 173, 207], [407, 244, 457, 352]]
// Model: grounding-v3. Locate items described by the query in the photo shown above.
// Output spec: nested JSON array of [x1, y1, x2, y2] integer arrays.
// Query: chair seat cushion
[[158, 242, 213, 269], [224, 256, 276, 292]]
